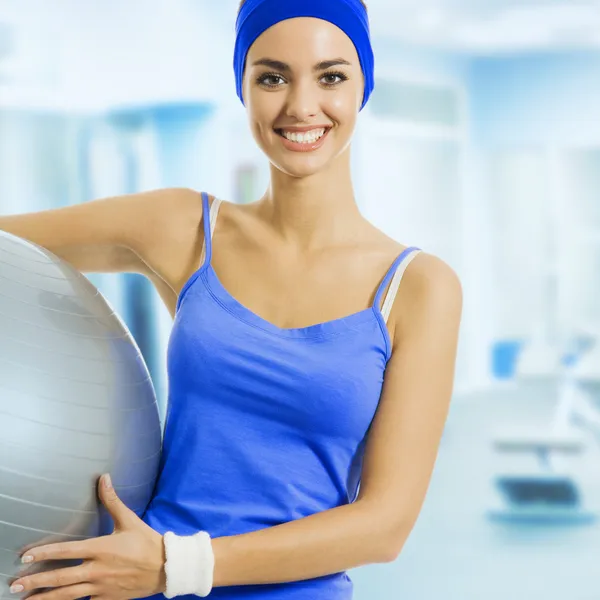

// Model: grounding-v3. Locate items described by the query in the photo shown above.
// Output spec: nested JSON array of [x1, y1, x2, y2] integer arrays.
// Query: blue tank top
[[142, 192, 421, 599]]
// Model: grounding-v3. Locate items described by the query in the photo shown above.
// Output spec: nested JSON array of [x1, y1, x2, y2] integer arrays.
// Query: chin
[[268, 140, 339, 178], [270, 155, 331, 178]]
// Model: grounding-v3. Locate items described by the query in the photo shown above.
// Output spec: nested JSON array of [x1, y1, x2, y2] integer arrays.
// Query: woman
[[3, 0, 463, 598]]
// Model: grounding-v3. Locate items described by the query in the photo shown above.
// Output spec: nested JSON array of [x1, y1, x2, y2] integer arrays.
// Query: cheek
[[247, 96, 282, 133], [325, 96, 358, 128], [250, 106, 276, 136], [328, 78, 363, 116]]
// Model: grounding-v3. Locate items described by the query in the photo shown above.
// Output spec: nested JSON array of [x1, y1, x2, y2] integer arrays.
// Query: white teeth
[[281, 128, 326, 143]]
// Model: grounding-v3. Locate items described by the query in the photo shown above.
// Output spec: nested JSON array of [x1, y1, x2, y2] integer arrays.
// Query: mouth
[[274, 127, 332, 152]]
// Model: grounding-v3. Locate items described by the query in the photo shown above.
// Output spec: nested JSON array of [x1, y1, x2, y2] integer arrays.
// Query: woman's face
[[242, 17, 364, 178]]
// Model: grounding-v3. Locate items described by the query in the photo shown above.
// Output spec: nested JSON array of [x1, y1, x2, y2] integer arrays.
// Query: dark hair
[[238, 0, 367, 12]]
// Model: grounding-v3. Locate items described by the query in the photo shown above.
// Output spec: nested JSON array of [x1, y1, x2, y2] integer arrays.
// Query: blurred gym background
[[0, 0, 599, 598]]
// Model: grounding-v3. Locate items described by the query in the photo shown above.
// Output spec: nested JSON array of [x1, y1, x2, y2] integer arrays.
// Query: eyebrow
[[250, 58, 352, 72]]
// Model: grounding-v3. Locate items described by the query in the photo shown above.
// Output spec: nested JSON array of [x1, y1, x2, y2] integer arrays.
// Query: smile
[[274, 127, 332, 153]]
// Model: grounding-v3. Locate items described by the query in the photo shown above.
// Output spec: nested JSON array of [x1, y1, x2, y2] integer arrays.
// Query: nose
[[284, 78, 319, 122]]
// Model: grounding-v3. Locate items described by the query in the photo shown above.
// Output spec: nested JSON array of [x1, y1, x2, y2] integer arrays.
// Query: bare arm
[[354, 253, 463, 552], [1, 196, 141, 273], [0, 188, 206, 313]]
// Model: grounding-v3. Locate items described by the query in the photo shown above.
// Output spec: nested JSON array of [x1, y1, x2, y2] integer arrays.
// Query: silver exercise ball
[[0, 230, 161, 593]]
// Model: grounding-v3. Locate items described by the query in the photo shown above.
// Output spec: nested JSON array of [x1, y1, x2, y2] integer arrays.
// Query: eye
[[256, 73, 285, 88], [256, 70, 350, 89], [321, 71, 348, 86]]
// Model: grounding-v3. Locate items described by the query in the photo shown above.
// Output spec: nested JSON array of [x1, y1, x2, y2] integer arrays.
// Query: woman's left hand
[[10, 474, 166, 600]]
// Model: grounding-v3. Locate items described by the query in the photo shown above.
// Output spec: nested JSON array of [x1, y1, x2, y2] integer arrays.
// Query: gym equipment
[[0, 230, 161, 594], [487, 337, 600, 525]]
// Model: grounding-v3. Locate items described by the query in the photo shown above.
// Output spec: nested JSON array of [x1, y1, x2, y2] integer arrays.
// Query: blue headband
[[234, 0, 375, 111]]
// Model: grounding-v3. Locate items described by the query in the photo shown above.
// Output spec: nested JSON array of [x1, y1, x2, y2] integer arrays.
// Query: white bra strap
[[199, 197, 222, 266], [380, 249, 421, 324]]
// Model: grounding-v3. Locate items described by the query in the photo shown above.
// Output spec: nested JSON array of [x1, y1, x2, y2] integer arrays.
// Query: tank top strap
[[199, 192, 223, 268], [373, 246, 422, 324]]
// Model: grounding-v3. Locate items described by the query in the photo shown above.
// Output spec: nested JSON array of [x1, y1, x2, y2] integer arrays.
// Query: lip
[[275, 127, 331, 153], [276, 125, 332, 133]]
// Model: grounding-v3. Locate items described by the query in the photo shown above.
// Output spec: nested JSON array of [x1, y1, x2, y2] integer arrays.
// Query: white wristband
[[163, 530, 215, 598]]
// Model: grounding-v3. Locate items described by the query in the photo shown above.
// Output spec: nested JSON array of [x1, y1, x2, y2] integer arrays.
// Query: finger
[[24, 583, 96, 600], [12, 564, 92, 593], [21, 539, 98, 564], [20, 511, 95, 556], [98, 475, 139, 531]]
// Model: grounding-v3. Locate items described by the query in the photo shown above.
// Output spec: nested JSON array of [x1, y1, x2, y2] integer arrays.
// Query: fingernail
[[103, 474, 112, 489], [21, 555, 33, 564], [10, 584, 24, 593]]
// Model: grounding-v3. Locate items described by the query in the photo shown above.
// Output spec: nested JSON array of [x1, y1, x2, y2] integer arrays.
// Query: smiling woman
[[233, 1, 376, 180], [3, 2, 462, 600]]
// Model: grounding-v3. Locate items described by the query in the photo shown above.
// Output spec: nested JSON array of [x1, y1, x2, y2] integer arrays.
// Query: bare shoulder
[[363, 224, 462, 312], [131, 187, 208, 293], [389, 251, 463, 347], [139, 186, 205, 241], [401, 252, 462, 299]]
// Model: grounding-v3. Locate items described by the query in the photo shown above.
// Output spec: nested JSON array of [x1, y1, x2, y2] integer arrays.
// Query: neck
[[256, 147, 366, 251]]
